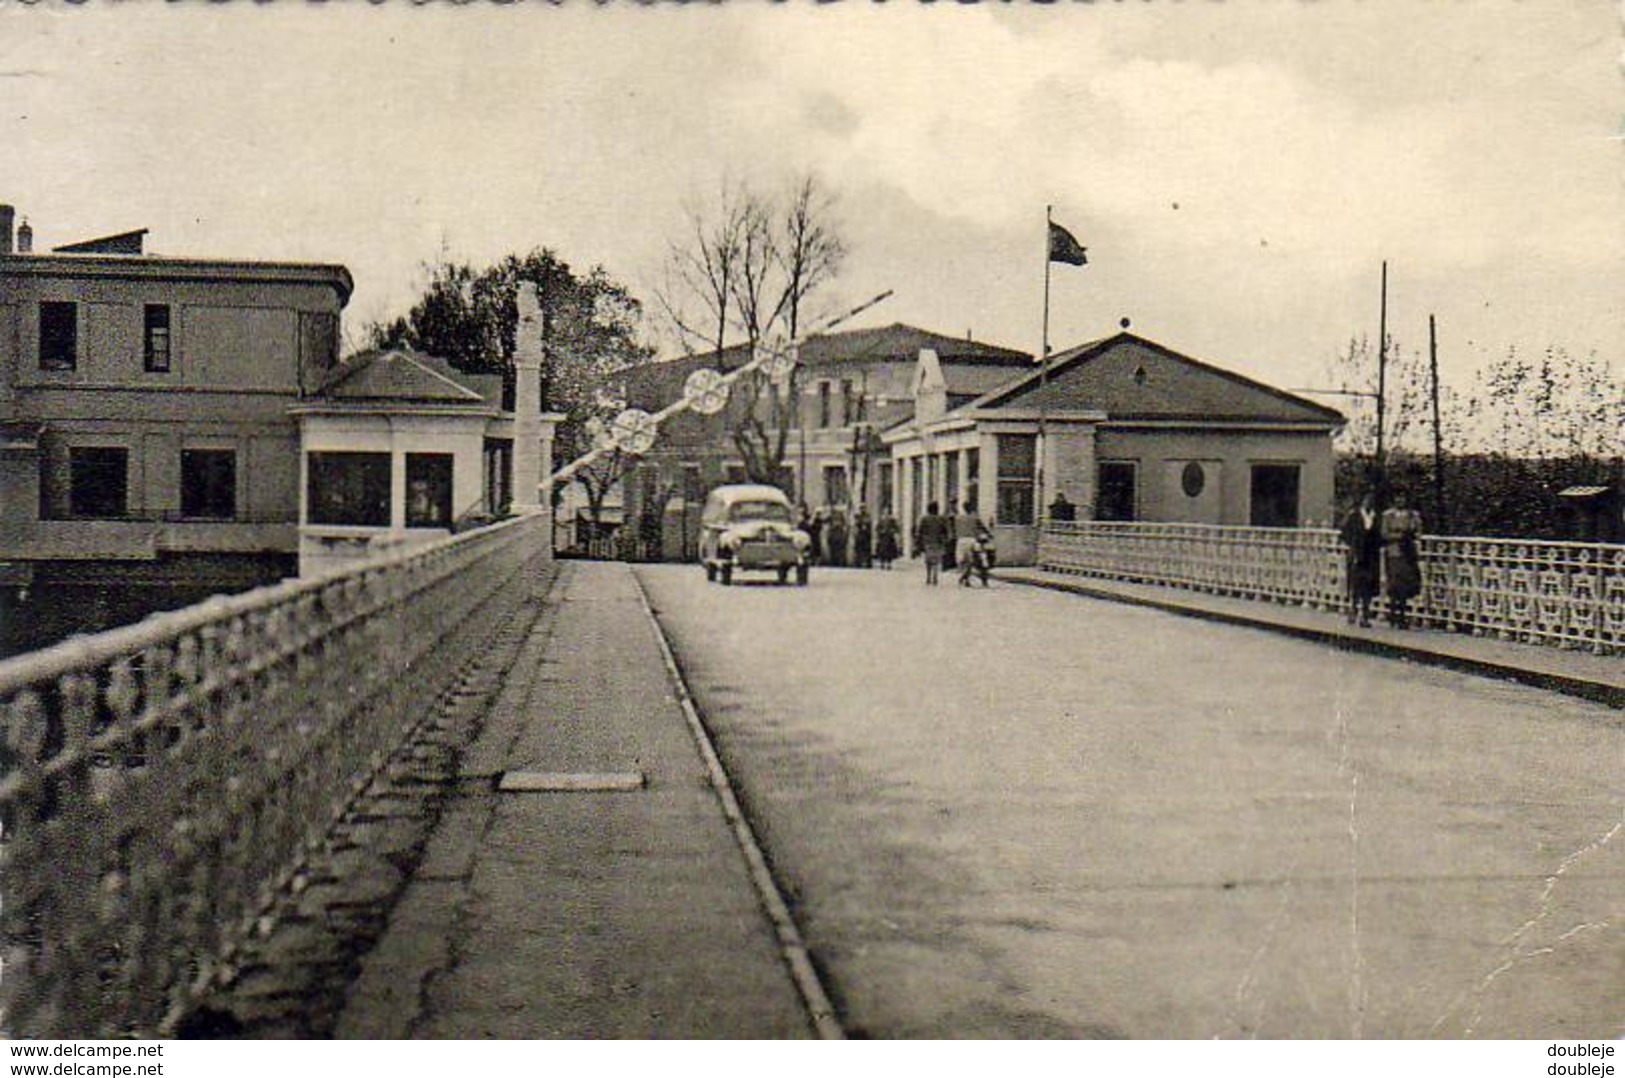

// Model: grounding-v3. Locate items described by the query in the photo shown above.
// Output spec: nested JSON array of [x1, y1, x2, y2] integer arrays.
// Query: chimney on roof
[[0, 205, 13, 254], [17, 219, 32, 254]]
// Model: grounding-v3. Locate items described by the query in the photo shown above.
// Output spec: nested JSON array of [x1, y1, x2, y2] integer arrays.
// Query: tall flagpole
[[1038, 205, 1052, 523]]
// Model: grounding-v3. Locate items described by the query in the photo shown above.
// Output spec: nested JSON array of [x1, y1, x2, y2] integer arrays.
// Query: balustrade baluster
[[1034, 522, 1621, 656], [0, 512, 551, 1036]]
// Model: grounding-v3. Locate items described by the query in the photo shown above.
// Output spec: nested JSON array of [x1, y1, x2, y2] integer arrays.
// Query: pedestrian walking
[[852, 507, 873, 568], [875, 509, 901, 569], [953, 500, 985, 587], [1381, 494, 1424, 629], [826, 508, 849, 568], [961, 517, 995, 587], [807, 508, 826, 566], [1339, 491, 1382, 627], [915, 501, 951, 586]]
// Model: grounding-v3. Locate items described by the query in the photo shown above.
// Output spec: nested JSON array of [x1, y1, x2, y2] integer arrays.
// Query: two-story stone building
[[0, 212, 354, 649]]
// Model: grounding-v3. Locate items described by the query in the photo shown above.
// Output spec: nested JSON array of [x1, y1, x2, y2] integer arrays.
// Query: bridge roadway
[[635, 561, 1623, 1039], [340, 559, 1621, 1039]]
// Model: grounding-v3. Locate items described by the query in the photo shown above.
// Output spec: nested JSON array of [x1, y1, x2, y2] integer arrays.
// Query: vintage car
[[698, 484, 811, 586]]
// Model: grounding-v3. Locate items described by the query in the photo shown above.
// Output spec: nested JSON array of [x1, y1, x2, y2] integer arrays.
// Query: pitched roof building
[[884, 330, 1345, 564], [291, 347, 537, 576]]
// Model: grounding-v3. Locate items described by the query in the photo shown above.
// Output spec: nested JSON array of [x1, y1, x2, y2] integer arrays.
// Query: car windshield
[[729, 500, 792, 524]]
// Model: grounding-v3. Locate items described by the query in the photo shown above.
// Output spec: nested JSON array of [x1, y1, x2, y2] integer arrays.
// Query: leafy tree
[[367, 249, 654, 522], [655, 175, 846, 484], [1466, 345, 1623, 461]]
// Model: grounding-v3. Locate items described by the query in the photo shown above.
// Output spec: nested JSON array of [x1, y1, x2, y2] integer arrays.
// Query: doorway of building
[[1096, 461, 1138, 522], [1249, 463, 1301, 527]]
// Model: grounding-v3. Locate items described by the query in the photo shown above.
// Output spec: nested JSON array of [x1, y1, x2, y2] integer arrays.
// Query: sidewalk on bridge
[[998, 567, 1624, 710], [335, 559, 816, 1038]]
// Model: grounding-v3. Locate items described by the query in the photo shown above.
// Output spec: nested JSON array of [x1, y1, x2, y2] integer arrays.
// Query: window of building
[[772, 464, 795, 498], [877, 462, 894, 515], [144, 305, 172, 373], [483, 439, 512, 516], [910, 457, 923, 520], [307, 451, 391, 527], [818, 382, 832, 428], [39, 302, 77, 371], [180, 449, 236, 520], [944, 452, 960, 512], [1250, 463, 1301, 528], [69, 447, 129, 519], [1096, 462, 1138, 521], [681, 463, 703, 504], [405, 453, 454, 528], [823, 465, 849, 507], [839, 379, 854, 426], [995, 434, 1036, 525], [965, 448, 980, 514]]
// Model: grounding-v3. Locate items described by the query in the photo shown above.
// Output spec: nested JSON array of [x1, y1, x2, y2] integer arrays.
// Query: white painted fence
[[1038, 521, 1625, 655], [0, 512, 550, 1036]]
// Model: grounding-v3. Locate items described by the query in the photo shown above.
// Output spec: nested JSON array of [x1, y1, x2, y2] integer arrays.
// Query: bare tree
[[1322, 333, 1469, 460], [656, 180, 753, 360], [656, 174, 846, 485]]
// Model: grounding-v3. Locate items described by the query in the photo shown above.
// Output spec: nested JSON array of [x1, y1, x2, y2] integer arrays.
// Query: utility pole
[[1038, 205, 1053, 523], [1429, 313, 1445, 532], [1375, 260, 1389, 507]]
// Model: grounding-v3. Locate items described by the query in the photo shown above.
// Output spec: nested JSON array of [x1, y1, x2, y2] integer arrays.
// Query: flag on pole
[[1048, 221, 1088, 266]]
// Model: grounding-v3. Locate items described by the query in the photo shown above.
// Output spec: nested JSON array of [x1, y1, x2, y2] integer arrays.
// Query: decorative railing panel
[[1038, 521, 1624, 656], [0, 512, 549, 1037]]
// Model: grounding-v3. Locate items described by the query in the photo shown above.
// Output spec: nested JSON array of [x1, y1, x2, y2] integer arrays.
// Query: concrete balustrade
[[0, 511, 550, 1037], [1039, 521, 1625, 655]]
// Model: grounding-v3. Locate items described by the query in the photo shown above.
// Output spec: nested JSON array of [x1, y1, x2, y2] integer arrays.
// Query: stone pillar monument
[[511, 282, 546, 513]]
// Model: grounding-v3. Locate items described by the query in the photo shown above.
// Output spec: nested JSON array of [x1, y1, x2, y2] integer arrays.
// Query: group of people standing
[[913, 500, 995, 587], [796, 500, 995, 586], [1339, 491, 1424, 629], [797, 505, 904, 570]]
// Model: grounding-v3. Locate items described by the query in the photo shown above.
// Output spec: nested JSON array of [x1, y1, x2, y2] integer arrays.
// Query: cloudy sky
[[2, 2, 1620, 398]]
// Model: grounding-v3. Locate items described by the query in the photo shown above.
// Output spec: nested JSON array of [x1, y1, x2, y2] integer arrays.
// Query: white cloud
[[0, 2, 1617, 388]]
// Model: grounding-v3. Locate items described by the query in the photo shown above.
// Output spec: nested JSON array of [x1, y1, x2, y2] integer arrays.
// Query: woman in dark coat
[[1339, 492, 1383, 627], [875, 510, 901, 569], [826, 510, 849, 568], [852, 507, 873, 568], [1381, 495, 1424, 629]]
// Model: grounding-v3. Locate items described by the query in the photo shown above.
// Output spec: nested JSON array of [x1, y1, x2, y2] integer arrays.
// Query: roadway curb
[[1000, 571, 1624, 713], [629, 569, 846, 1041]]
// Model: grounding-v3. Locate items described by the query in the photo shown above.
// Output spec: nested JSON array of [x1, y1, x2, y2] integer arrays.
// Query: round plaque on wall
[[1181, 461, 1206, 498]]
